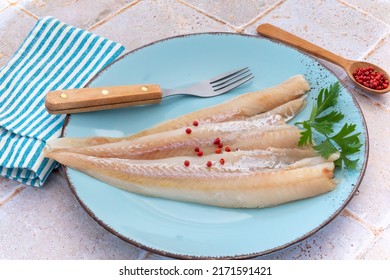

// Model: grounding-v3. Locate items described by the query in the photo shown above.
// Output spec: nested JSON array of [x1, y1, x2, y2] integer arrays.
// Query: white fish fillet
[[47, 150, 337, 208], [46, 75, 309, 150], [249, 96, 306, 122], [45, 119, 303, 160]]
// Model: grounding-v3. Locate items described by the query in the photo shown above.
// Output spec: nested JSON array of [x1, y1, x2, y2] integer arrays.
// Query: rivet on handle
[[60, 93, 68, 98], [101, 89, 109, 95], [141, 86, 148, 92]]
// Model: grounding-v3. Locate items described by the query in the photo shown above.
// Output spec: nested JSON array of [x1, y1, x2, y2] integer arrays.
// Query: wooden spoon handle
[[45, 84, 163, 114], [257, 24, 354, 70]]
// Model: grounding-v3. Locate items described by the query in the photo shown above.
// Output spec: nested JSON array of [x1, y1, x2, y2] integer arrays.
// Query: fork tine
[[211, 68, 251, 88], [209, 67, 249, 83], [213, 71, 253, 91], [213, 74, 254, 94]]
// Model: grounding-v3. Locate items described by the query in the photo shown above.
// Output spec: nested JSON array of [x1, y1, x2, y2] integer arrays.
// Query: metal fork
[[45, 67, 254, 114], [163, 67, 253, 97]]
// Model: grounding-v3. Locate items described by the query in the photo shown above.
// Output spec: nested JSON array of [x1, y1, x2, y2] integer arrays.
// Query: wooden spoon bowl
[[257, 24, 390, 95]]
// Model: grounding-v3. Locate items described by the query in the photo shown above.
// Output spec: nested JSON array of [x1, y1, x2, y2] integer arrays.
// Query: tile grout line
[[340, 208, 385, 259], [0, 185, 27, 207], [337, 0, 390, 28], [3, 0, 39, 19], [17, 5, 39, 20], [353, 87, 390, 114], [88, 0, 142, 31], [362, 31, 390, 60], [354, 224, 388, 259], [355, 235, 383, 259], [342, 208, 384, 236], [175, 0, 240, 33], [0, 3, 10, 13], [241, 0, 287, 31], [4, 0, 18, 5]]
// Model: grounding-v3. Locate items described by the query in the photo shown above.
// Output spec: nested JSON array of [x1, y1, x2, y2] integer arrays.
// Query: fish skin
[[48, 150, 336, 208], [45, 119, 303, 160], [46, 75, 309, 150]]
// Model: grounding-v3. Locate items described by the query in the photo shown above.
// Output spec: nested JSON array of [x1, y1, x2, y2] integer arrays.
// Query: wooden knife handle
[[45, 84, 163, 114]]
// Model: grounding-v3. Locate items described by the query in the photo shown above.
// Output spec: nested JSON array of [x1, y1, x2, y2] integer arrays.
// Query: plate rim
[[60, 32, 369, 259]]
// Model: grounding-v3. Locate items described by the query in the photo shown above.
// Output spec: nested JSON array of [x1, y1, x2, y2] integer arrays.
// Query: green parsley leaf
[[298, 121, 313, 146], [335, 156, 359, 169], [313, 139, 338, 159], [315, 82, 340, 116], [311, 121, 334, 135], [295, 82, 362, 169], [315, 111, 344, 123], [342, 141, 363, 155]]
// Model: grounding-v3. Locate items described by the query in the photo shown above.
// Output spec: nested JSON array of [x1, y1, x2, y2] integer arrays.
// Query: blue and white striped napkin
[[0, 16, 125, 187]]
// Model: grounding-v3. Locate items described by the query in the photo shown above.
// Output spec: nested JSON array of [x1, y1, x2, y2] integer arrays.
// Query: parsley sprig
[[295, 82, 362, 169]]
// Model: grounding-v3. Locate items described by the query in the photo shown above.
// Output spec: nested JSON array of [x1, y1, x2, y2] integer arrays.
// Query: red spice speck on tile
[[206, 161, 212, 167], [192, 120, 199, 126], [184, 160, 190, 167], [185, 128, 192, 134]]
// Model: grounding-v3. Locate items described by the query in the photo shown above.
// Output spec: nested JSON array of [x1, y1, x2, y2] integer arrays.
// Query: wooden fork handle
[[257, 23, 354, 70], [45, 84, 163, 114]]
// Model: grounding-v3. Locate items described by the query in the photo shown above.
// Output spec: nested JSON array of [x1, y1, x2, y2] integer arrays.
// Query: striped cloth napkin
[[0, 16, 125, 187]]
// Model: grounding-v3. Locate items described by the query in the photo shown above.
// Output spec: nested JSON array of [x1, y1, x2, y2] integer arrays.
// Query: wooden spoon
[[257, 23, 389, 94]]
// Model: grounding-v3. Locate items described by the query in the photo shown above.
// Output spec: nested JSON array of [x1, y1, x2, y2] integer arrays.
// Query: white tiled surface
[[0, 5, 36, 66], [91, 0, 233, 51], [17, 0, 138, 29], [0, 0, 389, 260], [341, 0, 390, 25], [179, 0, 281, 28], [244, 0, 389, 59], [0, 0, 7, 10]]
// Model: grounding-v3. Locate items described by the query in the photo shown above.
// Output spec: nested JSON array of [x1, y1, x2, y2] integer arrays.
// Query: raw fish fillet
[[47, 149, 338, 208], [45, 118, 302, 160]]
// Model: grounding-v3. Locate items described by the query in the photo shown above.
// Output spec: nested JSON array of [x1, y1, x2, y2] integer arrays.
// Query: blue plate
[[63, 33, 368, 259]]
